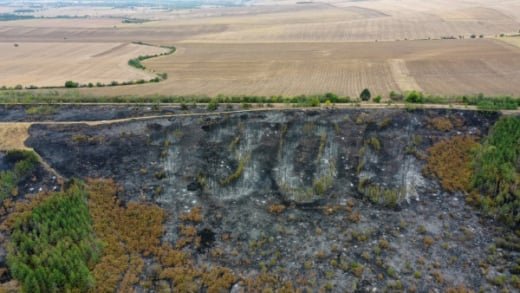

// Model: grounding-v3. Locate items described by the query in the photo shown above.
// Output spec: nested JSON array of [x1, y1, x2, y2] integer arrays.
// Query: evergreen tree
[[360, 88, 371, 101]]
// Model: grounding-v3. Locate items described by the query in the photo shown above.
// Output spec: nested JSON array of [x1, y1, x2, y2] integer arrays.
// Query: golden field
[[0, 42, 168, 88], [80, 39, 520, 97], [0, 0, 519, 96]]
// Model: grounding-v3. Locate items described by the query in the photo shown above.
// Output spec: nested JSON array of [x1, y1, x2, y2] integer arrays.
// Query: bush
[[1, 151, 39, 204], [429, 117, 453, 132], [374, 95, 382, 103], [389, 91, 404, 101], [0, 171, 17, 202], [5, 150, 38, 178], [424, 136, 478, 193], [64, 80, 79, 88], [207, 101, 219, 111], [324, 92, 339, 103], [360, 88, 371, 101], [405, 91, 424, 103], [128, 58, 145, 69]]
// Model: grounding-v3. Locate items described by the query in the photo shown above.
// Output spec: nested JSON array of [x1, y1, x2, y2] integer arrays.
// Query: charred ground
[[2, 107, 514, 291]]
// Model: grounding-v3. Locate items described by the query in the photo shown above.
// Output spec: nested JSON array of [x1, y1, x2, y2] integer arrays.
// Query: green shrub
[[0, 171, 17, 201], [405, 91, 424, 103], [5, 150, 38, 180], [374, 96, 382, 103], [207, 101, 219, 111], [1, 150, 39, 203], [128, 58, 145, 69], [324, 92, 339, 103], [463, 95, 519, 110]]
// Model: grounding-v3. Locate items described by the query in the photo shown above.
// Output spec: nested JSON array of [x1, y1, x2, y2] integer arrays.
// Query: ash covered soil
[[0, 104, 229, 122], [22, 108, 520, 291]]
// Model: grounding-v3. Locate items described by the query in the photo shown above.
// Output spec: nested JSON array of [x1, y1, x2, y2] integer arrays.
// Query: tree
[[7, 183, 100, 292], [360, 88, 371, 101], [64, 81, 79, 88]]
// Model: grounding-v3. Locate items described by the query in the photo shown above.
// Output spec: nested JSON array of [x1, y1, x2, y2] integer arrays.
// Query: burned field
[[0, 107, 516, 292], [1, 1, 519, 291]]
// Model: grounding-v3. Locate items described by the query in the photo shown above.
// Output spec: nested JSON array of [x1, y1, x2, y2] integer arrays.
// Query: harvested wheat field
[[0, 42, 168, 88], [81, 39, 520, 97], [1, 1, 519, 43], [1, 0, 519, 96]]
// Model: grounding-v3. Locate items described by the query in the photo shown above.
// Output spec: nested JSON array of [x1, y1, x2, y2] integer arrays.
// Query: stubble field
[[0, 0, 519, 96], [80, 39, 520, 97], [0, 42, 168, 88]]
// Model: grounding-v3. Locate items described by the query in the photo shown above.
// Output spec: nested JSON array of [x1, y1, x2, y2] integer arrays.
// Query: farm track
[[0, 103, 517, 127]]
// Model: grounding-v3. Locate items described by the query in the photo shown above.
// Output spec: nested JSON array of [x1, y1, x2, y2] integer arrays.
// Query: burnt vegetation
[[0, 108, 519, 292]]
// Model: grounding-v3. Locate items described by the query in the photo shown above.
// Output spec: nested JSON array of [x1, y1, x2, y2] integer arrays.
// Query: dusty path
[[0, 103, 518, 128], [0, 102, 517, 150]]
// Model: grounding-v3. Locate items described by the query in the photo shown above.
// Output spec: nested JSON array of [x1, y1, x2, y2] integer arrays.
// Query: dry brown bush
[[424, 136, 479, 193]]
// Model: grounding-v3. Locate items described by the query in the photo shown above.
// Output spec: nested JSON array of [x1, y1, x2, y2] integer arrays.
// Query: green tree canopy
[[360, 88, 371, 101], [7, 182, 101, 292]]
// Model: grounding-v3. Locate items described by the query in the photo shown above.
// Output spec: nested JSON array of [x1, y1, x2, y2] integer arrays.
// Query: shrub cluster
[[424, 117, 520, 227], [424, 136, 479, 193], [0, 91, 353, 106], [470, 117, 520, 227], [0, 150, 39, 205]]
